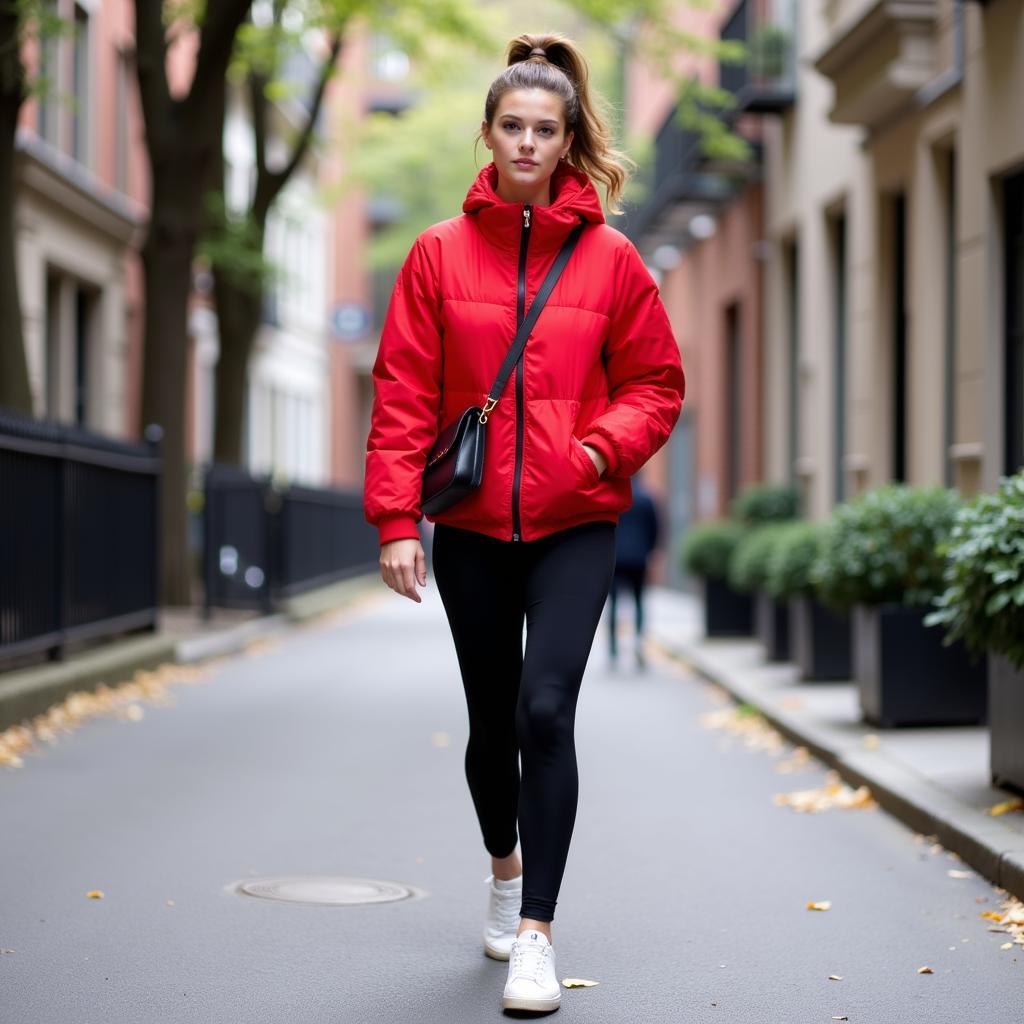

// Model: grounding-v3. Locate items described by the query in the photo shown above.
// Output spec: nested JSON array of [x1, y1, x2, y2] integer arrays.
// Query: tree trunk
[[212, 259, 264, 466], [0, 9, 31, 414], [139, 199, 195, 606]]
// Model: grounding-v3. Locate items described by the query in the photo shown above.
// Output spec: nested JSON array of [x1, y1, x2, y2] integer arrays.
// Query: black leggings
[[430, 520, 617, 923]]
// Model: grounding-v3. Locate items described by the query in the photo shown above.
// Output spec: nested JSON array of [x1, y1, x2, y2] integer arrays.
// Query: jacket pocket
[[569, 434, 601, 486]]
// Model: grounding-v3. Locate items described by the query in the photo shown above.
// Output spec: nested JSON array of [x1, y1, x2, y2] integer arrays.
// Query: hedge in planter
[[809, 483, 985, 727], [731, 482, 800, 527], [729, 522, 793, 661], [766, 520, 851, 682], [926, 470, 1024, 792], [678, 520, 752, 637]]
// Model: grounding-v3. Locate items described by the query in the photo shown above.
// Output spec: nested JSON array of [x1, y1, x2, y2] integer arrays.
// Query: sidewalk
[[646, 586, 1024, 902], [0, 573, 381, 733]]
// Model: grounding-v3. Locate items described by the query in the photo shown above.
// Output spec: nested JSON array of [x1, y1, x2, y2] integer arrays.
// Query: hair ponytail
[[476, 32, 636, 216]]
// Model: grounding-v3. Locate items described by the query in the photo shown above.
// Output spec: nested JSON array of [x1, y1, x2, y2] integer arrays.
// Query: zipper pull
[[512, 532, 520, 542], [523, 205, 531, 228]]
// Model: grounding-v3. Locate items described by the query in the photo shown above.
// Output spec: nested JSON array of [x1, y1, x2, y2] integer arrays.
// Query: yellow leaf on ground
[[948, 869, 973, 879], [807, 900, 832, 911], [561, 978, 599, 988], [986, 797, 1024, 816], [86, 890, 104, 899], [1001, 943, 1014, 950], [827, 974, 843, 981], [917, 966, 933, 974]]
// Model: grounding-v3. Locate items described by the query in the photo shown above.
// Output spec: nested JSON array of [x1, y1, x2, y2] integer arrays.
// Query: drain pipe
[[913, 0, 965, 109]]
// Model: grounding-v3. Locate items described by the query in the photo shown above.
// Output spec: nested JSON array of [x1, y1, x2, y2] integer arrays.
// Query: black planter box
[[754, 590, 790, 661], [989, 652, 1024, 795], [853, 603, 988, 727], [703, 576, 753, 637], [789, 594, 852, 681]]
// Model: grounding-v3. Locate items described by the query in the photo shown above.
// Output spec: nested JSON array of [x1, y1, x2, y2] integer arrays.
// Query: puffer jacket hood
[[462, 159, 606, 252], [364, 159, 686, 546]]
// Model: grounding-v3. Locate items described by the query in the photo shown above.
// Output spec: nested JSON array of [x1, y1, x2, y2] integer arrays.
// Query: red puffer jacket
[[364, 159, 686, 546]]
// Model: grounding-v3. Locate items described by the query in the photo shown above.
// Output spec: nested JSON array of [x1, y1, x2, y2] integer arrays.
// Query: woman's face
[[482, 88, 574, 198]]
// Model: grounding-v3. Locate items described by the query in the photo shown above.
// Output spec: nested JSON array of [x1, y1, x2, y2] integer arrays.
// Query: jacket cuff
[[580, 432, 619, 476], [378, 515, 421, 546]]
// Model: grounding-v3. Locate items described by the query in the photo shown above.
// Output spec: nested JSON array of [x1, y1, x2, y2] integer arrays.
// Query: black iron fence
[[203, 464, 378, 613], [0, 408, 161, 664]]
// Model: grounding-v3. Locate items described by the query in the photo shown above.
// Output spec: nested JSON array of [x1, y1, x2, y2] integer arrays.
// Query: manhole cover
[[233, 875, 425, 906]]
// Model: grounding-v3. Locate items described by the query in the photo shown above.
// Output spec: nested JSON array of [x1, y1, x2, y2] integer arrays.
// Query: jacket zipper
[[511, 203, 531, 542]]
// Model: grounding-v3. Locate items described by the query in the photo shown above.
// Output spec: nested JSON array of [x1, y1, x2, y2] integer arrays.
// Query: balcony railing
[[719, 0, 797, 115], [621, 102, 736, 254]]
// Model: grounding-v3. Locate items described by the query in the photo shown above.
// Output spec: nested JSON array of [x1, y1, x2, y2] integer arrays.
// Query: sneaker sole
[[501, 992, 561, 1011], [484, 941, 511, 961]]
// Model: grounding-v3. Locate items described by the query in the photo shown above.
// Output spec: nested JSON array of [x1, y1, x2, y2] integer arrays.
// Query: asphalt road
[[1, 580, 1021, 1023]]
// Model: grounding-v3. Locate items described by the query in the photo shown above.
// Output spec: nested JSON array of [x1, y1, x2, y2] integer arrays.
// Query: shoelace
[[509, 939, 551, 984]]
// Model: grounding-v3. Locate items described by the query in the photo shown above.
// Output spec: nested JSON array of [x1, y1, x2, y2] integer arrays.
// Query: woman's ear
[[481, 120, 491, 149], [561, 129, 574, 158]]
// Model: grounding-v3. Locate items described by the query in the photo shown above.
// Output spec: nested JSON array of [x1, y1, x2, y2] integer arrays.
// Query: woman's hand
[[380, 538, 427, 603], [582, 443, 608, 477]]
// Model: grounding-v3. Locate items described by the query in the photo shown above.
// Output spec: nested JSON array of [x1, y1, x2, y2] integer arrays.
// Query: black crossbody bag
[[420, 217, 587, 517]]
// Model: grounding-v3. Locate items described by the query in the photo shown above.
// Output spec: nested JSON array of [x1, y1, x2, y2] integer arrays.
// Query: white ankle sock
[[493, 874, 522, 889]]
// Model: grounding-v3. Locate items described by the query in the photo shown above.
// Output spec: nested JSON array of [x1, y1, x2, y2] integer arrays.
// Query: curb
[[652, 632, 1024, 903], [0, 572, 381, 733]]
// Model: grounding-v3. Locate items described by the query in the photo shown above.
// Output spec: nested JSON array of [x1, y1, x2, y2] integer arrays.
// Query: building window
[[36, 1, 60, 146], [115, 47, 131, 191], [831, 211, 847, 503], [44, 268, 96, 426], [1005, 168, 1024, 474], [943, 147, 957, 486], [725, 303, 742, 504], [71, 3, 90, 165], [892, 192, 908, 483], [785, 237, 800, 485]]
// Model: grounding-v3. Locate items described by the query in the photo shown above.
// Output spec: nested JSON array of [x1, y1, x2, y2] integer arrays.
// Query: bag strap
[[479, 216, 587, 423]]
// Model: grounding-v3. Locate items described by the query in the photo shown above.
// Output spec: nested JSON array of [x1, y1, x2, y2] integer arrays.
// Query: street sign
[[330, 302, 371, 341]]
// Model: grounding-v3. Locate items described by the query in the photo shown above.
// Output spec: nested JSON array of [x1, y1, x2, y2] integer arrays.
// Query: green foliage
[[727, 522, 792, 595], [925, 471, 1024, 672], [730, 482, 800, 525], [678, 519, 746, 581], [809, 484, 962, 613], [747, 22, 790, 80], [764, 520, 825, 600]]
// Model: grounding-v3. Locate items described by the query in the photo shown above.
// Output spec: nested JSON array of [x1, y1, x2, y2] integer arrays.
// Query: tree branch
[[182, 0, 253, 134], [132, 0, 173, 153], [254, 31, 342, 219]]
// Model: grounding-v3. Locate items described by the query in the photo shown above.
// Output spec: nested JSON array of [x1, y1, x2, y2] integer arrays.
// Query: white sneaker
[[501, 929, 561, 1012], [482, 873, 521, 960]]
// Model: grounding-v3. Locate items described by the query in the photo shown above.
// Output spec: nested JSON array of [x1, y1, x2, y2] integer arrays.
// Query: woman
[[364, 32, 685, 1013]]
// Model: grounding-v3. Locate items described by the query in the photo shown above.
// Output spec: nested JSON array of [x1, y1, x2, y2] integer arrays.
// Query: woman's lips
[[513, 160, 537, 168]]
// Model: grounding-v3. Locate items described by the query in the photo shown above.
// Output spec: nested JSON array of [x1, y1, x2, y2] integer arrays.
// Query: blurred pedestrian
[[363, 31, 685, 1013], [608, 476, 661, 670]]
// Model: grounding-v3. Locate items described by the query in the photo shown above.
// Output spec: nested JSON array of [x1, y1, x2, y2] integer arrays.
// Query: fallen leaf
[[561, 978, 599, 988], [917, 966, 933, 974], [831, 1017, 848, 1021], [1001, 942, 1014, 950], [862, 733, 881, 749], [807, 900, 832, 911], [948, 869, 973, 879], [775, 775, 877, 813], [86, 890, 104, 899], [980, 911, 1004, 922], [827, 974, 843, 981], [986, 797, 1024, 817]]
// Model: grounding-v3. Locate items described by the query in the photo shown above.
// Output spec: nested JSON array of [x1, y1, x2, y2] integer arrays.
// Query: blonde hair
[[475, 32, 636, 216]]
